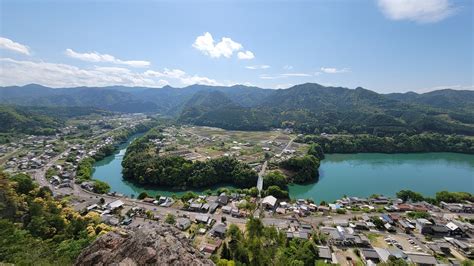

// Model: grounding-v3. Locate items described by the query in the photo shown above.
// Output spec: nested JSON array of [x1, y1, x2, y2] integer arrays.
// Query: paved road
[[257, 136, 295, 195], [31, 147, 71, 189], [256, 161, 267, 194], [277, 137, 295, 157]]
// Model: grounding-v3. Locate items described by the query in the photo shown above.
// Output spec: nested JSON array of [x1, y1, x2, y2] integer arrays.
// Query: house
[[427, 240, 451, 255], [216, 194, 229, 206], [381, 214, 394, 224], [107, 200, 124, 210], [222, 206, 232, 214], [212, 223, 227, 238], [201, 203, 210, 213], [361, 248, 381, 264], [317, 246, 332, 262], [209, 202, 219, 214], [195, 214, 210, 224], [446, 222, 466, 237], [262, 195, 277, 209], [370, 196, 389, 205], [415, 219, 433, 234], [176, 218, 191, 230], [142, 197, 155, 203], [287, 231, 309, 240], [317, 205, 331, 214], [387, 247, 407, 260], [429, 224, 449, 236], [373, 247, 391, 262], [189, 202, 203, 212], [158, 196, 168, 204], [398, 220, 415, 233], [406, 252, 437, 266], [231, 208, 240, 217]]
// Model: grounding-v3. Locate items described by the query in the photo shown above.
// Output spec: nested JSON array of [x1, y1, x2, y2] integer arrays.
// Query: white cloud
[[259, 72, 314, 79], [65, 48, 150, 68], [377, 0, 456, 23], [0, 37, 30, 55], [144, 68, 221, 86], [259, 75, 283, 80], [193, 32, 254, 60], [283, 65, 293, 70], [237, 50, 254, 60], [246, 65, 270, 70], [320, 67, 349, 74], [281, 73, 312, 77], [0, 58, 221, 88]]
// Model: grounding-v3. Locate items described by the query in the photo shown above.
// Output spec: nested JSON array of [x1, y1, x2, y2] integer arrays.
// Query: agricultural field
[[160, 126, 309, 165]]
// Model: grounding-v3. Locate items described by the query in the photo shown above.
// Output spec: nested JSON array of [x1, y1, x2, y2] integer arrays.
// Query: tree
[[137, 192, 149, 200], [371, 217, 385, 229], [220, 242, 231, 260], [10, 173, 35, 195], [216, 259, 235, 266], [307, 143, 324, 160], [165, 213, 176, 225], [396, 190, 424, 202], [263, 171, 287, 190], [92, 180, 110, 194], [246, 217, 264, 239], [266, 185, 289, 199]]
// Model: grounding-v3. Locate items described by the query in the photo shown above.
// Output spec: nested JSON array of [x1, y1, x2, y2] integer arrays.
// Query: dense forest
[[2, 83, 473, 136], [298, 133, 474, 154], [214, 217, 323, 266], [0, 171, 111, 264], [121, 127, 325, 190], [0, 104, 109, 136], [122, 129, 258, 189], [279, 155, 321, 183]]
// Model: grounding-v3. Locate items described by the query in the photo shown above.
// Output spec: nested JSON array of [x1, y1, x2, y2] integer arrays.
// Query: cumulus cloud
[[0, 37, 30, 55], [65, 48, 150, 68], [281, 73, 312, 77], [377, 0, 456, 23], [144, 68, 221, 86], [193, 32, 254, 60], [320, 67, 349, 74], [237, 51, 255, 60], [259, 72, 314, 79], [0, 58, 221, 88], [246, 65, 270, 70]]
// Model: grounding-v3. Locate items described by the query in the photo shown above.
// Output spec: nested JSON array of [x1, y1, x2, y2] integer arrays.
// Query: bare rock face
[[75, 225, 214, 266]]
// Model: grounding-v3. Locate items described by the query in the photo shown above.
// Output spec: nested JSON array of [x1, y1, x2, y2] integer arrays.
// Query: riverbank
[[289, 153, 474, 202], [93, 133, 474, 202]]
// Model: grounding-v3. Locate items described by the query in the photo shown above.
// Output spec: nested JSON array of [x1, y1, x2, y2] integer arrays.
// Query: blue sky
[[0, 0, 472, 93]]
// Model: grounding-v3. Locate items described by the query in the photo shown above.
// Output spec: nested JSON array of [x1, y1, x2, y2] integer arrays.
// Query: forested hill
[[386, 89, 474, 111], [0, 105, 109, 135], [1, 83, 473, 135]]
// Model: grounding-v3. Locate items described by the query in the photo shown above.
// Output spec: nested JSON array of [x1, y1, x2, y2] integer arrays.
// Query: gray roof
[[213, 224, 227, 234], [317, 246, 332, 259], [361, 248, 380, 260], [407, 253, 437, 265]]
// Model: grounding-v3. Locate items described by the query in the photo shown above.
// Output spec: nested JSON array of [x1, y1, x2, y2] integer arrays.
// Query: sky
[[0, 0, 472, 93]]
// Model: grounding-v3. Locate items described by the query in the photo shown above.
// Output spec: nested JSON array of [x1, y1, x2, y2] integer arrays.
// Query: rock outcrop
[[75, 224, 214, 266]]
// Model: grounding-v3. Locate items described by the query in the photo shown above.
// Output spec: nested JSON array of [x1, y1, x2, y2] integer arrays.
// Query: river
[[93, 135, 474, 202]]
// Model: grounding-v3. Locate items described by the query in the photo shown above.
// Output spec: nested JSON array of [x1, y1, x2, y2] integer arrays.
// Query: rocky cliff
[[75, 225, 214, 266]]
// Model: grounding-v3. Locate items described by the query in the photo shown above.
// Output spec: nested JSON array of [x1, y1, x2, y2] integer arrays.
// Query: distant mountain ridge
[[1, 83, 473, 135]]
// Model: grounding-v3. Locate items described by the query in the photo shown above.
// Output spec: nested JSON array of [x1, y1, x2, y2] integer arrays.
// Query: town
[[1, 115, 473, 265]]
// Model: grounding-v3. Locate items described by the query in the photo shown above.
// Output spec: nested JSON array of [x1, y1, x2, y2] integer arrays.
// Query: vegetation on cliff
[[0, 171, 112, 265]]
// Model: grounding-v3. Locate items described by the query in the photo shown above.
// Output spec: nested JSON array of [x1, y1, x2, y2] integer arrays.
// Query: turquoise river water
[[93, 135, 474, 202]]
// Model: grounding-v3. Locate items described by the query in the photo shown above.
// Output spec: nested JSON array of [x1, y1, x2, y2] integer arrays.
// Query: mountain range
[[1, 83, 473, 135]]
